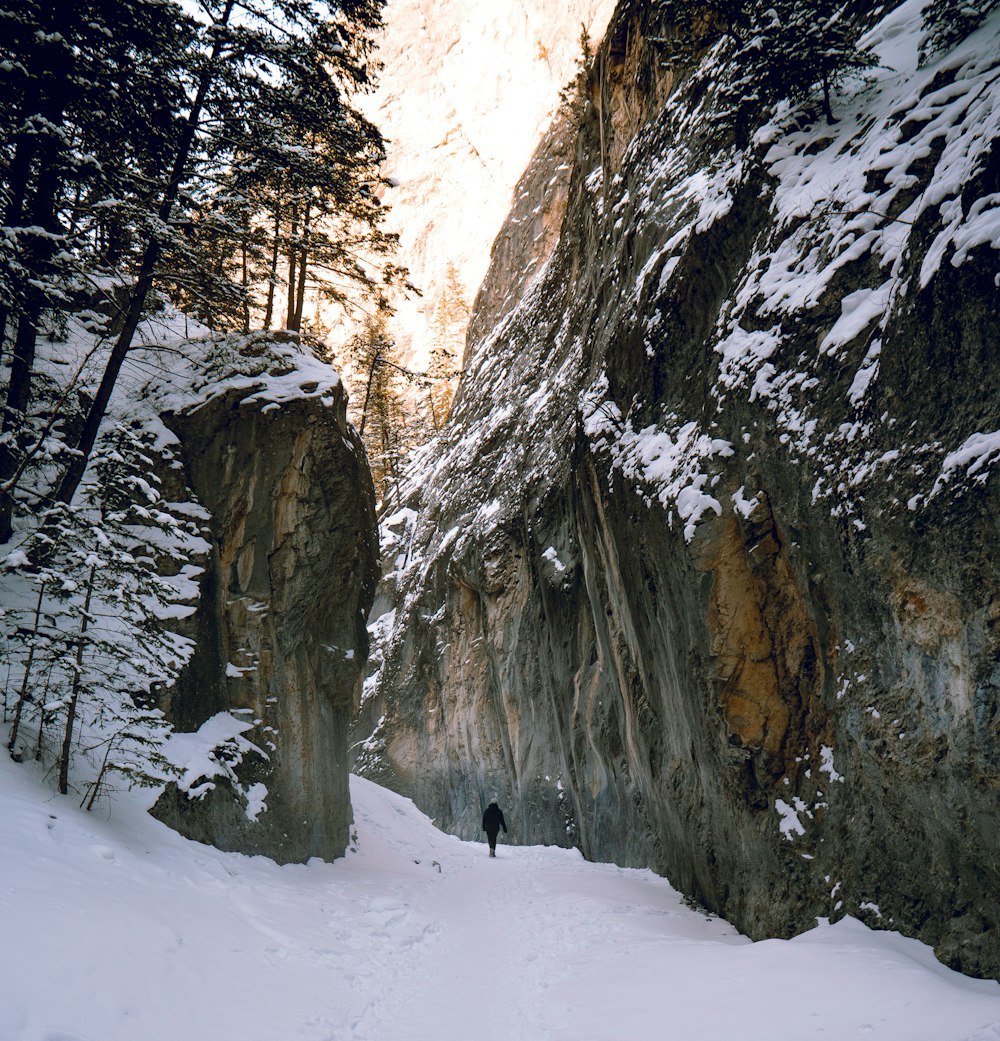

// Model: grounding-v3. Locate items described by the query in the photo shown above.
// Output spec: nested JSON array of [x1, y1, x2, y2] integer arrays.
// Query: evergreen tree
[[0, 0, 195, 540], [426, 263, 467, 431], [920, 0, 999, 63], [2, 422, 198, 802], [343, 315, 416, 505], [729, 1, 876, 127], [557, 25, 595, 130], [0, 0, 399, 541]]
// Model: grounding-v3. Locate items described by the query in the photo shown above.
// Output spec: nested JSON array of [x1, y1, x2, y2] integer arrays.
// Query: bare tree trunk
[[0, 99, 68, 542], [359, 350, 383, 437], [285, 201, 300, 331], [263, 201, 282, 330], [84, 737, 115, 811], [292, 195, 311, 331], [58, 564, 96, 795], [7, 585, 46, 754], [34, 664, 55, 761], [0, 318, 41, 542], [241, 240, 251, 333], [0, 78, 43, 370], [822, 72, 836, 126]]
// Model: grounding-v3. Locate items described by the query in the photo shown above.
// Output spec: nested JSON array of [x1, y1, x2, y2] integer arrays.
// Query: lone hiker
[[482, 798, 507, 857]]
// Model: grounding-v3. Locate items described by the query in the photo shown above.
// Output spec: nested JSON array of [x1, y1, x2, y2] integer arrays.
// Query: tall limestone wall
[[155, 338, 379, 863], [357, 0, 1000, 977]]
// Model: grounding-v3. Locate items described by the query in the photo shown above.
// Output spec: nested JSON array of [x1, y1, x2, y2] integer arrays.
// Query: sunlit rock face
[[359, 0, 615, 367], [360, 0, 1000, 980], [155, 363, 378, 864]]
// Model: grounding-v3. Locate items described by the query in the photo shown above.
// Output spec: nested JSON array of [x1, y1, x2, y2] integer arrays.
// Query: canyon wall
[[358, 0, 1000, 978]]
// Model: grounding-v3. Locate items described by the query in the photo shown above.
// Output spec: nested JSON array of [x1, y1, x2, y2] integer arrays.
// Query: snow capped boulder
[[152, 334, 379, 864]]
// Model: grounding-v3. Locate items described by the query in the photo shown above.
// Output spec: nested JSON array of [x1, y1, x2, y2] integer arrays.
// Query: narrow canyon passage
[[343, 779, 1000, 1041], [3, 743, 1000, 1040]]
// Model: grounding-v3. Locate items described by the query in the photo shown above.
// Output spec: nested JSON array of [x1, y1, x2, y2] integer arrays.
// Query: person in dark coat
[[482, 798, 507, 857]]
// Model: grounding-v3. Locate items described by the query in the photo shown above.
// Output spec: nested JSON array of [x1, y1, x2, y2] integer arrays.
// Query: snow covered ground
[[2, 755, 999, 1041]]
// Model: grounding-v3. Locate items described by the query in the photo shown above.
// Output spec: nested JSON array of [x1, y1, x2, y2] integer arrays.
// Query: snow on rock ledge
[[152, 335, 379, 863]]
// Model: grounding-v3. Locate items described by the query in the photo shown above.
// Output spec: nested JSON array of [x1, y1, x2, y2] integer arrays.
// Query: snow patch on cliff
[[582, 372, 734, 542], [722, 0, 1000, 411]]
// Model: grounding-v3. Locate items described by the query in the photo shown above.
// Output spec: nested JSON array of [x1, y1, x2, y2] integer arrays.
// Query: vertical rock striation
[[359, 0, 1000, 978], [155, 338, 378, 863]]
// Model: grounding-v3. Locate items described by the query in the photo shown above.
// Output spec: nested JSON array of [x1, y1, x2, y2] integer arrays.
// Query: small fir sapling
[[2, 423, 195, 804]]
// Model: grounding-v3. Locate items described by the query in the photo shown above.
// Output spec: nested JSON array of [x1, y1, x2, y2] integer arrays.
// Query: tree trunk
[[292, 196, 311, 331], [58, 564, 96, 795], [53, 0, 238, 511], [7, 584, 46, 754], [286, 201, 300, 331], [0, 78, 43, 369], [822, 74, 836, 126], [0, 112, 66, 542], [241, 239, 250, 333], [84, 737, 115, 811], [263, 201, 282, 330], [34, 664, 56, 760], [359, 350, 383, 437]]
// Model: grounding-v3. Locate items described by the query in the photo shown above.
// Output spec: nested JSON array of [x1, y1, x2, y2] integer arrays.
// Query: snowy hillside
[[2, 755, 999, 1041]]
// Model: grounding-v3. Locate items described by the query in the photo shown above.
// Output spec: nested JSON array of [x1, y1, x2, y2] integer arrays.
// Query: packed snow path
[[2, 760, 999, 1041]]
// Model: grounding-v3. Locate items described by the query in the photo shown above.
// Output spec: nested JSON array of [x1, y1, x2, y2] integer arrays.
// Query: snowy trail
[[2, 761, 1000, 1041]]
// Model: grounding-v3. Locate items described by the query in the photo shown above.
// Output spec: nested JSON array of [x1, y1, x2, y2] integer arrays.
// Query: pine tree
[[2, 423, 199, 801], [920, 0, 999, 63], [426, 263, 467, 430], [729, 1, 877, 127], [0, 0, 195, 540], [557, 25, 595, 130], [343, 315, 416, 505], [0, 0, 399, 541]]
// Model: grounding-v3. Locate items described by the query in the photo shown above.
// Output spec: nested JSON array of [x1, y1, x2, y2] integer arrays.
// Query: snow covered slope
[[1, 755, 999, 1041]]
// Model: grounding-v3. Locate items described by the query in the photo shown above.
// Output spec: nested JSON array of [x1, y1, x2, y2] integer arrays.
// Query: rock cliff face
[[358, 0, 1000, 978], [154, 338, 378, 864], [355, 0, 615, 367]]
